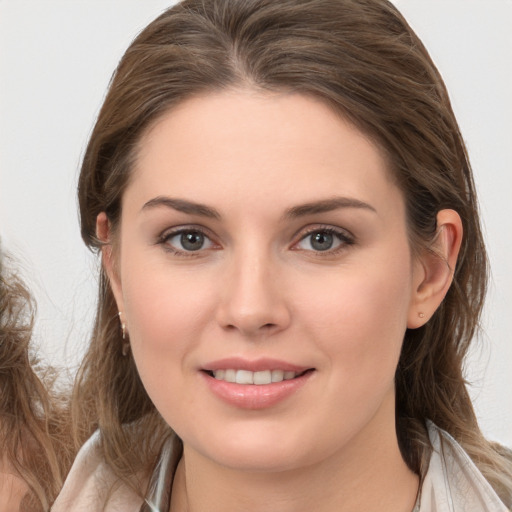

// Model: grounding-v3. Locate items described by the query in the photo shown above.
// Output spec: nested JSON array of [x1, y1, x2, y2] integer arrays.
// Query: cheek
[[120, 267, 217, 429], [119, 257, 217, 381], [288, 252, 414, 448], [299, 250, 413, 378]]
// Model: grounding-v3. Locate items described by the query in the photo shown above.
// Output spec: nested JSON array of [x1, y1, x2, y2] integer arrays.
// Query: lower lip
[[201, 371, 314, 410]]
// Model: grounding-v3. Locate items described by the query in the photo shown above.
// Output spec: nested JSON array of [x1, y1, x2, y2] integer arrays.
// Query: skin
[[99, 89, 462, 512], [0, 454, 31, 511]]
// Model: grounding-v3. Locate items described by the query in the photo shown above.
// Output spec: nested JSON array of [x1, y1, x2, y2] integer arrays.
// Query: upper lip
[[202, 357, 312, 373]]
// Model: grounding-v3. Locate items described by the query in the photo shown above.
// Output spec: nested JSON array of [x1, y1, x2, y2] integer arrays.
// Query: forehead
[[129, 89, 401, 218]]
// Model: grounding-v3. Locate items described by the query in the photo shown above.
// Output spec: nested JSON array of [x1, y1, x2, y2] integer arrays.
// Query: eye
[[160, 228, 215, 253], [294, 228, 353, 253]]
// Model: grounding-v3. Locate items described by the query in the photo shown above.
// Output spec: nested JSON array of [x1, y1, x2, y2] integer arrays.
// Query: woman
[[0, 250, 73, 511], [53, 0, 512, 510]]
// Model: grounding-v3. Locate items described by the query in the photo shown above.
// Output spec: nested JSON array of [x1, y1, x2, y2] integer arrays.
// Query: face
[[106, 90, 426, 472]]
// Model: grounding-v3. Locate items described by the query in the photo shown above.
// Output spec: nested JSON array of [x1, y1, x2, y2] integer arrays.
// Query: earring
[[118, 312, 130, 356], [418, 312, 425, 319]]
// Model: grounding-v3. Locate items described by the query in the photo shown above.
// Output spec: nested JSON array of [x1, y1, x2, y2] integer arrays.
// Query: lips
[[201, 358, 315, 409]]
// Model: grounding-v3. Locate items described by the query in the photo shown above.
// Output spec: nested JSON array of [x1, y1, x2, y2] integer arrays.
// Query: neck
[[170, 396, 418, 512]]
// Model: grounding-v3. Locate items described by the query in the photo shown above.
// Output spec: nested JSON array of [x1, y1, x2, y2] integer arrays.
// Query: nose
[[215, 249, 291, 338]]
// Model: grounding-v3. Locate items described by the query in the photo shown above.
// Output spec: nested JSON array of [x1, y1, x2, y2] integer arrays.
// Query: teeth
[[236, 370, 254, 384], [212, 369, 299, 385], [271, 369, 284, 382], [254, 370, 272, 385], [225, 369, 236, 383]]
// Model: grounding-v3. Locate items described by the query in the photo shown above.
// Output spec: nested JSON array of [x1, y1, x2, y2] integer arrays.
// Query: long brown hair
[[73, 0, 512, 504], [0, 252, 74, 510]]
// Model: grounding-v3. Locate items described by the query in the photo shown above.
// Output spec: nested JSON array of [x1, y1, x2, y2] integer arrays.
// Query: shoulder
[[51, 431, 143, 512], [419, 421, 509, 512]]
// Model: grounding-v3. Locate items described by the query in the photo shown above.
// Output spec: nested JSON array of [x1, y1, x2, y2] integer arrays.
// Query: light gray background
[[0, 1, 510, 444]]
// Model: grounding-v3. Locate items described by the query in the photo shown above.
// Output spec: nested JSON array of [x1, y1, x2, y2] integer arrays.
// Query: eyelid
[[290, 224, 355, 253], [157, 224, 220, 255], [158, 224, 214, 240], [156, 223, 354, 256]]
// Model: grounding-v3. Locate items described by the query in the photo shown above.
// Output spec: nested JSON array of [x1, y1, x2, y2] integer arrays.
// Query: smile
[[201, 365, 315, 409], [210, 369, 302, 385]]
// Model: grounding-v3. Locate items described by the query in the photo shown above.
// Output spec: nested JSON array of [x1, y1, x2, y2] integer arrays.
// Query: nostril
[[223, 322, 277, 333]]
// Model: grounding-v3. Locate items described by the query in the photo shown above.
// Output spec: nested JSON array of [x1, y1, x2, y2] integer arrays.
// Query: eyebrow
[[141, 195, 376, 220], [283, 197, 376, 219], [141, 196, 221, 219]]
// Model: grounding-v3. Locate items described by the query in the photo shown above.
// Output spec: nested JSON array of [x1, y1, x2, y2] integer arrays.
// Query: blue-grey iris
[[181, 232, 204, 251], [311, 232, 333, 251]]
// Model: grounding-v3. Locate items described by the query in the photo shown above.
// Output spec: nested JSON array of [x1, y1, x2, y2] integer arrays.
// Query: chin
[[210, 446, 304, 473], [188, 425, 320, 473]]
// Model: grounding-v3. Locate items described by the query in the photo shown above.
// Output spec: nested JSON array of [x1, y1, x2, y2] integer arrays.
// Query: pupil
[[181, 232, 204, 251], [311, 232, 333, 251]]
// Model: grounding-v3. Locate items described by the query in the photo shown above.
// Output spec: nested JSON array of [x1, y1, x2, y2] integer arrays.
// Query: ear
[[96, 212, 125, 313], [407, 209, 463, 329]]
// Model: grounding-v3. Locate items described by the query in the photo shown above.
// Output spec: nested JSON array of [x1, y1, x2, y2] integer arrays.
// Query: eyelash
[[157, 226, 217, 257], [157, 225, 355, 257], [292, 226, 355, 255]]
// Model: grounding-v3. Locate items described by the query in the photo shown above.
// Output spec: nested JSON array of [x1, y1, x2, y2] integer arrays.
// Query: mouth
[[203, 368, 314, 385], [200, 358, 315, 408]]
